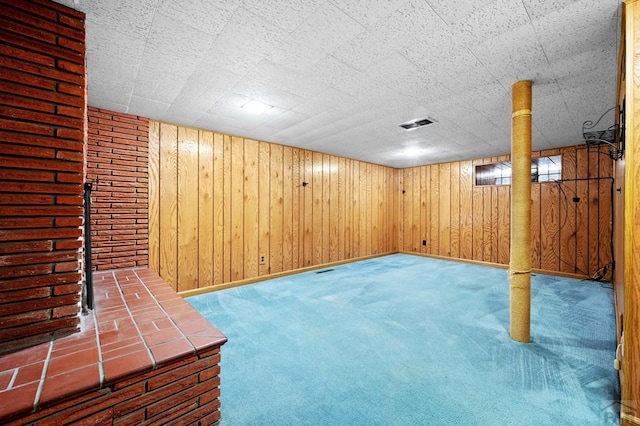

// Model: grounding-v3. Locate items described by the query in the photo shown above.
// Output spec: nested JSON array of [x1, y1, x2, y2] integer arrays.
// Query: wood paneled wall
[[148, 122, 398, 292], [621, 1, 640, 423], [399, 145, 614, 278]]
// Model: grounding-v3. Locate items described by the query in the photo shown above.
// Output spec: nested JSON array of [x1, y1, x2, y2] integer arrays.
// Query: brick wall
[[0, 0, 86, 355], [86, 107, 149, 270], [6, 347, 222, 425]]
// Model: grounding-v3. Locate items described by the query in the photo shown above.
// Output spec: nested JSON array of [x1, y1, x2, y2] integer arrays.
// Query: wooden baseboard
[[622, 412, 640, 426], [179, 252, 397, 297], [399, 251, 595, 281], [182, 251, 606, 298]]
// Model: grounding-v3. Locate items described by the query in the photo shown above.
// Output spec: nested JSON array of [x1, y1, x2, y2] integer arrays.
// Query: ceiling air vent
[[399, 117, 436, 131]]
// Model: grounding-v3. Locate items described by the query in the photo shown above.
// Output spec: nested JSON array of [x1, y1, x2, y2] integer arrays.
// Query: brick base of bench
[[0, 268, 226, 425]]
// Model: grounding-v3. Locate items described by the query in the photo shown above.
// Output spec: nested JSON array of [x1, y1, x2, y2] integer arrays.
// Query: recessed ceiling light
[[242, 100, 272, 114], [399, 117, 436, 131]]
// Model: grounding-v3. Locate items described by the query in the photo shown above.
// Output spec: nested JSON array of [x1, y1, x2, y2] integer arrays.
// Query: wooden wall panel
[[412, 167, 421, 252], [213, 133, 225, 285], [158, 123, 178, 288], [270, 144, 284, 274], [149, 122, 397, 291], [244, 140, 259, 279], [222, 135, 232, 283], [198, 130, 214, 287], [258, 141, 270, 276], [330, 156, 339, 261], [176, 127, 199, 292], [459, 161, 473, 260], [282, 146, 293, 271], [148, 121, 160, 273], [450, 162, 460, 258], [230, 136, 244, 281], [559, 147, 577, 274], [400, 145, 613, 277], [530, 183, 541, 270], [429, 166, 439, 254], [439, 163, 451, 257], [497, 185, 510, 265]]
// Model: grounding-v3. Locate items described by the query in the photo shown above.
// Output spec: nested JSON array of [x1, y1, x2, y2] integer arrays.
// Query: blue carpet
[[187, 254, 619, 425]]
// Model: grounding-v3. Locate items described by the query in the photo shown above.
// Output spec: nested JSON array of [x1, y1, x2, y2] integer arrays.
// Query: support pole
[[510, 80, 532, 343]]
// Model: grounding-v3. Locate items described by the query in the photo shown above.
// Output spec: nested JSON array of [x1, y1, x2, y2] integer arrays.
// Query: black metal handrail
[[83, 182, 94, 312]]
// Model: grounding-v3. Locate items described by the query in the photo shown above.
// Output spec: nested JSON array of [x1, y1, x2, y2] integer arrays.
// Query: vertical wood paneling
[[482, 186, 492, 262], [540, 181, 559, 271], [213, 133, 225, 284], [271, 144, 284, 274], [450, 162, 460, 258], [345, 159, 353, 258], [338, 157, 346, 259], [258, 141, 271, 276], [230, 136, 244, 281], [159, 123, 178, 288], [303, 150, 313, 267], [291, 148, 300, 269], [362, 163, 370, 255], [560, 147, 577, 274], [150, 121, 612, 292], [587, 146, 600, 276], [198, 131, 214, 287], [148, 121, 160, 272], [222, 135, 232, 283], [439, 163, 451, 256], [330, 156, 339, 261], [371, 164, 379, 254], [459, 161, 473, 259], [398, 145, 612, 276], [244, 140, 259, 279], [150, 122, 398, 290], [530, 183, 541, 269], [177, 127, 199, 291], [419, 166, 427, 254], [312, 152, 323, 265], [497, 185, 510, 265], [402, 168, 411, 252], [429, 166, 439, 254], [471, 185, 484, 261], [322, 154, 330, 263], [282, 146, 293, 271], [412, 167, 421, 252]]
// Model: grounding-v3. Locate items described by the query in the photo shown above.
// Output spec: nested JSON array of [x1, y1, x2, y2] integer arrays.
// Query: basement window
[[475, 155, 562, 186]]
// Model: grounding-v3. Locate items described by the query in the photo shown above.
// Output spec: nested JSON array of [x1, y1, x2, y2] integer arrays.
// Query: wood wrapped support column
[[510, 80, 533, 343]]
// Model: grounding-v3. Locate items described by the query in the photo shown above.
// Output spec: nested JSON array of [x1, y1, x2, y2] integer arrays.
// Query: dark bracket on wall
[[83, 182, 94, 313], [582, 104, 625, 160]]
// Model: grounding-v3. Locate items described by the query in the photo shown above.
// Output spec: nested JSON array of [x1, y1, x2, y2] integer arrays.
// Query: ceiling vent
[[399, 117, 436, 131]]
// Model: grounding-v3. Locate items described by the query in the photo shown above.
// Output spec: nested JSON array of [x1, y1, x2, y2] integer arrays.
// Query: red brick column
[[86, 107, 149, 270], [0, 0, 86, 355]]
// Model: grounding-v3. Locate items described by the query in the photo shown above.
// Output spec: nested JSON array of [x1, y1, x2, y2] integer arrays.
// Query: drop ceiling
[[56, 0, 621, 168]]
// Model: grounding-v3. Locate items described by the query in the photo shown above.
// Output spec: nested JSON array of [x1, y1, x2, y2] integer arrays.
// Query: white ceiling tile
[[244, 60, 328, 99], [243, 0, 321, 32], [328, 0, 408, 28], [450, 0, 531, 46], [232, 79, 307, 110], [83, 0, 157, 38], [425, 0, 494, 25], [156, 0, 241, 35], [204, 7, 290, 75], [128, 96, 171, 118], [63, 0, 621, 167]]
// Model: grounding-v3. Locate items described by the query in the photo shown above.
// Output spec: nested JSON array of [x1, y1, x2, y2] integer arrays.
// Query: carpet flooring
[[187, 254, 619, 425]]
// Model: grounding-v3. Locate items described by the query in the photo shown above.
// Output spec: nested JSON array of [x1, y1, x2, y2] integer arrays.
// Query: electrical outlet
[[259, 255, 266, 265], [422, 240, 427, 246]]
